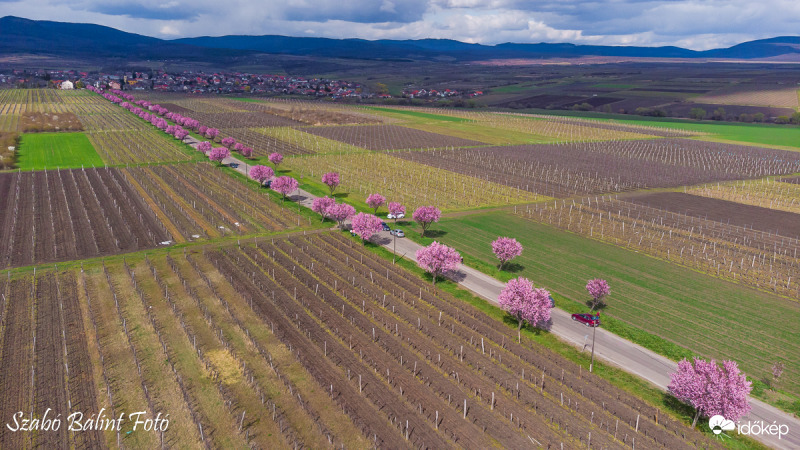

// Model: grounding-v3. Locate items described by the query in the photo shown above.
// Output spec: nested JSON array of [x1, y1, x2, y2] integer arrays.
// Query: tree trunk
[[691, 409, 701, 428], [518, 319, 523, 343]]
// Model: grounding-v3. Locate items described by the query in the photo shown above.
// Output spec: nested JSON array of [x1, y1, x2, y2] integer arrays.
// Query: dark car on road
[[381, 222, 391, 231], [571, 313, 600, 327]]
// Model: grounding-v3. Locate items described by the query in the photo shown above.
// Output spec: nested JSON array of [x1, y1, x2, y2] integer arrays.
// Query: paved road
[[199, 145, 798, 449]]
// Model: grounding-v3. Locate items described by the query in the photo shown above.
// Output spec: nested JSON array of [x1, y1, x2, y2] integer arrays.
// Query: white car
[[387, 212, 405, 219], [390, 229, 405, 238]]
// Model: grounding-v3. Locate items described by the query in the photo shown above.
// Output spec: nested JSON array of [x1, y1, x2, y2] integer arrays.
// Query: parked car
[[390, 229, 405, 237], [381, 222, 391, 231], [571, 313, 600, 327], [229, 162, 239, 168], [549, 295, 555, 308], [387, 213, 405, 219], [264, 180, 272, 188]]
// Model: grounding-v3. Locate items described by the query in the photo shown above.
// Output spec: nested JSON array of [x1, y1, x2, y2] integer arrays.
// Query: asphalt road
[[202, 145, 798, 449]]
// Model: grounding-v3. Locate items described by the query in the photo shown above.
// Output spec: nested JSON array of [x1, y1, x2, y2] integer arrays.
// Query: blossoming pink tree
[[498, 277, 552, 341], [322, 172, 340, 195], [366, 194, 386, 215], [268, 152, 283, 169], [669, 357, 751, 427], [240, 146, 253, 158], [491, 237, 523, 270], [388, 202, 405, 223], [327, 203, 356, 228], [197, 141, 212, 153], [205, 128, 220, 140], [311, 196, 336, 222], [209, 147, 230, 165], [249, 165, 274, 187], [585, 279, 610, 311], [271, 176, 299, 204], [351, 213, 383, 243], [412, 206, 441, 237], [174, 128, 189, 141], [233, 142, 244, 153], [416, 241, 461, 284], [221, 137, 236, 149]]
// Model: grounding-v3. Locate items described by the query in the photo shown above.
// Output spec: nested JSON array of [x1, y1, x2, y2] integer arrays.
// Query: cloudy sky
[[3, 0, 799, 50]]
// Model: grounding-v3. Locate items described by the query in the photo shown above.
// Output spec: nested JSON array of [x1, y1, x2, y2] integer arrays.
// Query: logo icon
[[709, 415, 735, 436]]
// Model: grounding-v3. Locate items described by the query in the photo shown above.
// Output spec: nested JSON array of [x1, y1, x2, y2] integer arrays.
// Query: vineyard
[[299, 124, 486, 150], [696, 84, 800, 108], [121, 162, 303, 240], [516, 195, 800, 302], [0, 168, 171, 269], [286, 152, 546, 210], [0, 234, 720, 448], [688, 177, 800, 215], [394, 138, 800, 197]]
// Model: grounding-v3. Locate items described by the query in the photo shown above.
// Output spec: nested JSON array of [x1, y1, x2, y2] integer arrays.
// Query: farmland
[[0, 168, 171, 268], [298, 124, 486, 150], [0, 235, 720, 448], [409, 212, 800, 398], [687, 178, 800, 215], [1, 88, 799, 446], [394, 138, 800, 198], [286, 152, 545, 211], [17, 132, 104, 170], [122, 162, 303, 240]]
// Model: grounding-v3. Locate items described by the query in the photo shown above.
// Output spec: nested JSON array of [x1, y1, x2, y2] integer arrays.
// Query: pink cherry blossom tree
[[197, 141, 212, 153], [388, 202, 405, 223], [412, 206, 441, 237], [311, 196, 336, 222], [322, 172, 340, 195], [327, 203, 356, 228], [174, 128, 189, 141], [492, 237, 523, 270], [366, 194, 386, 215], [268, 152, 283, 168], [271, 176, 299, 204], [415, 241, 461, 285], [233, 142, 244, 153], [205, 128, 220, 140], [249, 165, 274, 187], [585, 279, 610, 311], [351, 213, 383, 243], [221, 137, 236, 149], [669, 357, 752, 427], [240, 146, 253, 158], [498, 277, 552, 341], [208, 147, 230, 165]]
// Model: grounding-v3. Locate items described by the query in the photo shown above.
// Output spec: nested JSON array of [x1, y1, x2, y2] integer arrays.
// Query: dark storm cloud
[[282, 0, 429, 24], [88, 2, 200, 21]]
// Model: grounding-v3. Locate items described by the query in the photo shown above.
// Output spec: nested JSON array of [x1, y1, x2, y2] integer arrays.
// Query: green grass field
[[399, 211, 800, 400], [17, 132, 104, 170]]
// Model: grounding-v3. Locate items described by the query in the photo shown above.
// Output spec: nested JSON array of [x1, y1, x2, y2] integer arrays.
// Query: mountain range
[[3, 15, 800, 63]]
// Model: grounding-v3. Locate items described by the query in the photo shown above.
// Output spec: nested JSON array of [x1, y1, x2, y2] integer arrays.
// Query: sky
[[3, 0, 799, 50]]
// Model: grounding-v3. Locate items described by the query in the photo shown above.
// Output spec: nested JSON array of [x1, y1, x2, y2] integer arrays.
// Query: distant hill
[[2, 15, 800, 63], [0, 16, 242, 60]]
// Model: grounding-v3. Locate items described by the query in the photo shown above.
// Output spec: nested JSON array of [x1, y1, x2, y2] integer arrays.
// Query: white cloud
[[3, 0, 800, 50]]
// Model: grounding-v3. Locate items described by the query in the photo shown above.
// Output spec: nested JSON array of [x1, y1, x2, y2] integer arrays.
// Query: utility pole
[[590, 312, 600, 372], [393, 232, 397, 264]]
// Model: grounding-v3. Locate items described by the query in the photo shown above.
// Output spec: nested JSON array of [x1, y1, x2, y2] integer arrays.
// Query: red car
[[571, 313, 601, 327]]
